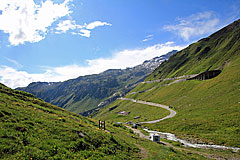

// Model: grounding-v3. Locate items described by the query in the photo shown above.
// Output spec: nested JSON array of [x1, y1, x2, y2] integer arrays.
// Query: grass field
[[0, 83, 141, 159]]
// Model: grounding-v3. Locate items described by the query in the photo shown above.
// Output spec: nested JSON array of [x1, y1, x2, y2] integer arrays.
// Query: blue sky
[[0, 0, 240, 88]]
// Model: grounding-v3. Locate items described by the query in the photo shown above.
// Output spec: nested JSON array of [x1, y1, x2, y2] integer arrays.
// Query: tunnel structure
[[187, 70, 221, 80]]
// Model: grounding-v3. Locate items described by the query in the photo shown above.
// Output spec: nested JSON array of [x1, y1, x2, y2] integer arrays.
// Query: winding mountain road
[[118, 97, 176, 124], [117, 74, 240, 158]]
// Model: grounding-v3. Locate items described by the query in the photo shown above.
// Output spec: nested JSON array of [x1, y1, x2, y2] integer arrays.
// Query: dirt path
[[135, 144, 148, 160], [118, 98, 176, 124]]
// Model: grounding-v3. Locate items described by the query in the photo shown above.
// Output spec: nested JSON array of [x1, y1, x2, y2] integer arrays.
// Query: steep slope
[[17, 50, 177, 114], [97, 19, 240, 148], [0, 83, 140, 159], [146, 19, 240, 81], [0, 83, 207, 160]]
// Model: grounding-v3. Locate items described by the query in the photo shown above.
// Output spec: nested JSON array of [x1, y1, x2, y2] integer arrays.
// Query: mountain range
[[17, 50, 177, 115]]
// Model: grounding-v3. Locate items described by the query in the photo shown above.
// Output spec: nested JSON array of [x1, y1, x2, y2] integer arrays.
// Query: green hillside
[[127, 55, 240, 147], [0, 83, 140, 159], [96, 19, 240, 148], [146, 19, 240, 81], [0, 83, 208, 159]]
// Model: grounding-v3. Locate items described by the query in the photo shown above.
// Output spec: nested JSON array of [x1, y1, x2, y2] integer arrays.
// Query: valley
[[0, 83, 209, 159], [0, 4, 239, 159], [17, 50, 177, 115]]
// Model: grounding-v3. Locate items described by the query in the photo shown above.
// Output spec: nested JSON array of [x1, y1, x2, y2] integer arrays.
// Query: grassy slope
[[0, 83, 207, 160], [126, 44, 240, 147], [129, 80, 175, 94], [124, 20, 240, 147], [94, 99, 169, 123], [146, 19, 240, 81], [0, 83, 139, 159]]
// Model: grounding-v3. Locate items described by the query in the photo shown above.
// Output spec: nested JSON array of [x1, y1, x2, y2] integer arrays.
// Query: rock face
[[17, 50, 177, 115]]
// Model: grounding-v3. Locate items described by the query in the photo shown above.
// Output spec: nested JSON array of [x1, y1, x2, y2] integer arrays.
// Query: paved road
[[143, 74, 197, 84], [118, 98, 176, 124]]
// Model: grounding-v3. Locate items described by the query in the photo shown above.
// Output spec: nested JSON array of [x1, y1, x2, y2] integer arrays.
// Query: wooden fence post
[[99, 120, 105, 130], [104, 121, 105, 130]]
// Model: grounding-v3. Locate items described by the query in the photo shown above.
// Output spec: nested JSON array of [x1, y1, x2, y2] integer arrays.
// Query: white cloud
[[142, 34, 153, 42], [56, 20, 112, 38], [55, 20, 79, 33], [77, 29, 91, 38], [85, 21, 112, 30], [0, 0, 112, 45], [0, 42, 186, 88], [4, 57, 23, 68], [86, 42, 184, 70], [0, 0, 72, 46], [164, 11, 220, 41]]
